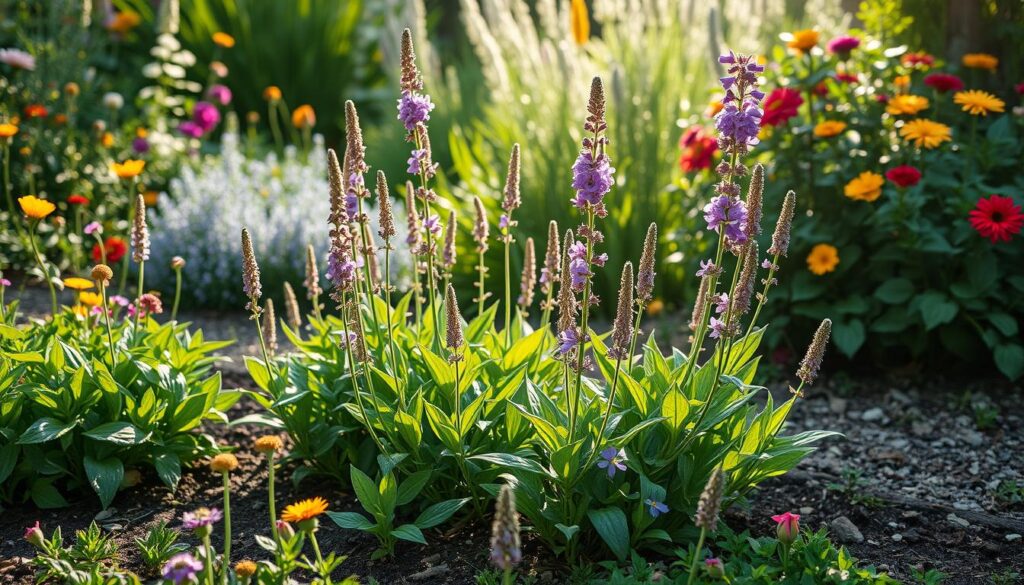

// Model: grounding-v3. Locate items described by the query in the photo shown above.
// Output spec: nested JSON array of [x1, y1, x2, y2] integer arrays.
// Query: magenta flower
[[23, 521, 44, 548], [0, 278, 11, 287], [596, 447, 627, 478], [771, 512, 800, 545], [131, 137, 150, 153], [705, 557, 725, 578], [192, 101, 221, 132], [178, 121, 204, 138], [826, 35, 860, 56], [206, 84, 232, 106]]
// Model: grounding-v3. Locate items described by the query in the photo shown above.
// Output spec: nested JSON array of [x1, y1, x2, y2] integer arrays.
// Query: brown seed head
[[131, 194, 149, 263], [400, 28, 423, 93], [262, 299, 278, 354], [472, 196, 489, 253], [518, 237, 536, 310], [768, 191, 796, 257], [555, 229, 577, 333], [241, 228, 262, 312], [405, 181, 421, 249], [695, 467, 725, 531], [490, 484, 521, 570], [171, 256, 186, 270], [304, 244, 321, 300], [442, 210, 457, 270], [376, 171, 395, 242], [327, 149, 346, 226], [445, 283, 464, 359], [502, 144, 521, 213], [91, 264, 113, 286], [254, 435, 283, 454], [344, 101, 368, 184], [283, 282, 301, 330], [636, 223, 657, 302], [585, 76, 607, 133], [796, 318, 832, 386], [744, 164, 765, 239], [609, 262, 634, 359], [690, 273, 711, 331], [730, 241, 758, 317]]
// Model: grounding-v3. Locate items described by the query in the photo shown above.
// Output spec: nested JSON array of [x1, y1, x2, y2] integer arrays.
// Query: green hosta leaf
[[394, 410, 422, 451], [832, 319, 866, 357], [31, 478, 68, 509], [84, 455, 124, 509], [0, 444, 18, 484], [994, 344, 1024, 381], [83, 422, 145, 445], [379, 472, 398, 517], [501, 328, 547, 371], [245, 356, 272, 391], [918, 292, 958, 330], [391, 524, 427, 545], [587, 507, 629, 561], [988, 313, 1019, 337], [414, 498, 469, 529], [18, 417, 76, 444], [5, 351, 45, 363], [874, 278, 914, 304], [555, 524, 580, 542], [154, 452, 182, 489], [327, 511, 375, 531]]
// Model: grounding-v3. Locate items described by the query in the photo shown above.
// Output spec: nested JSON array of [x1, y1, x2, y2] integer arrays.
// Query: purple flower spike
[[397, 91, 434, 131], [571, 151, 615, 208], [597, 447, 628, 478], [703, 195, 749, 244], [645, 499, 669, 518]]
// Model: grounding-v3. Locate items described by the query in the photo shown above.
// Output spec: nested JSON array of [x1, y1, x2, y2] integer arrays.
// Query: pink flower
[[84, 221, 103, 235], [771, 512, 800, 545], [179, 121, 204, 138], [705, 557, 725, 578], [0, 48, 36, 70], [1, 278, 11, 287], [191, 101, 220, 132], [24, 521, 45, 548], [826, 35, 860, 57], [206, 84, 232, 106]]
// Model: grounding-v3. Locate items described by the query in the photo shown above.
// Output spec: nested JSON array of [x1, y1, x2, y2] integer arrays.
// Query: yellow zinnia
[[291, 105, 316, 129], [886, 95, 929, 116], [263, 86, 282, 101], [570, 0, 590, 45], [63, 277, 95, 291], [72, 305, 89, 319], [953, 90, 1005, 116], [212, 32, 235, 48], [961, 53, 998, 71], [899, 119, 951, 149], [813, 120, 847, 138], [0, 123, 17, 139], [79, 291, 103, 306], [787, 29, 819, 53], [112, 159, 145, 179], [18, 195, 56, 219], [806, 244, 839, 275], [281, 496, 329, 523], [106, 11, 140, 33], [844, 171, 885, 202], [893, 75, 910, 89]]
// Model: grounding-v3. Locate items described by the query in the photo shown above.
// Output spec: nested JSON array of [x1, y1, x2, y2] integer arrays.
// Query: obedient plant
[[242, 33, 836, 563]]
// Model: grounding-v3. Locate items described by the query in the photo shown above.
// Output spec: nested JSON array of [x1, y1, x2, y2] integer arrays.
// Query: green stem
[[202, 534, 215, 585], [117, 181, 135, 296], [309, 532, 332, 585], [626, 302, 645, 373], [503, 566, 513, 585], [222, 471, 231, 584], [268, 453, 278, 540], [171, 268, 182, 322], [267, 101, 283, 152], [569, 208, 596, 444], [503, 230, 513, 346], [28, 221, 57, 315], [383, 246, 404, 410], [100, 283, 117, 367], [254, 306, 276, 387], [412, 130, 441, 350], [477, 249, 487, 317], [340, 302, 386, 453], [686, 527, 707, 585], [133, 260, 145, 332]]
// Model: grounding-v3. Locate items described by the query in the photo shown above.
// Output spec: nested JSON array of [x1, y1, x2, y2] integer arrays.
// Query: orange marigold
[[281, 496, 328, 523]]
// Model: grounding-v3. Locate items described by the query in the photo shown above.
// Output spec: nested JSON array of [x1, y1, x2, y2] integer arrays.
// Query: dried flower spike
[[690, 273, 711, 331], [730, 241, 758, 317], [744, 163, 765, 239], [241, 228, 262, 314], [262, 299, 278, 355], [490, 484, 522, 571], [518, 237, 536, 310], [445, 283, 464, 360], [405, 180, 421, 248], [796, 318, 832, 387], [283, 282, 301, 330], [472, 196, 489, 253], [344, 100, 368, 181], [541, 220, 560, 294], [555, 229, 577, 333], [304, 244, 321, 300], [131, 194, 150, 263], [609, 262, 634, 359], [399, 28, 423, 93], [636, 223, 657, 302], [376, 171, 395, 243], [442, 210, 457, 270], [695, 467, 725, 531], [502, 144, 522, 213], [327, 149, 346, 226], [768, 191, 796, 257]]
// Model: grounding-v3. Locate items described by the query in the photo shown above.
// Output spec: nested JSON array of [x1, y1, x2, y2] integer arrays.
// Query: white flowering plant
[[240, 31, 838, 566]]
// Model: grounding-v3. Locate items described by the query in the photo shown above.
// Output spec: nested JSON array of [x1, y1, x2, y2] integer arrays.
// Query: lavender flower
[[182, 507, 222, 531], [714, 101, 762, 147], [597, 447, 627, 478], [162, 553, 203, 585], [703, 195, 749, 245], [696, 259, 719, 277], [645, 499, 669, 518], [557, 328, 583, 355], [708, 316, 727, 339], [571, 150, 615, 209], [397, 92, 434, 131], [424, 214, 441, 236]]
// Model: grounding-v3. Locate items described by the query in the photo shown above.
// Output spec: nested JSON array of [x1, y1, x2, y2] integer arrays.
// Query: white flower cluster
[[150, 133, 412, 308]]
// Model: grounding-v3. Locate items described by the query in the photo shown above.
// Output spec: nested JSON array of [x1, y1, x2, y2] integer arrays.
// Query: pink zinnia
[[761, 88, 803, 127], [923, 73, 964, 93], [826, 35, 860, 56], [771, 512, 800, 545]]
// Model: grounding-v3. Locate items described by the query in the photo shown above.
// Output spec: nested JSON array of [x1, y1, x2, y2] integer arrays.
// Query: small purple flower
[[761, 259, 773, 269], [499, 214, 510, 230], [714, 102, 762, 146], [345, 193, 359, 218], [397, 91, 434, 131], [407, 149, 429, 175], [162, 553, 203, 584], [192, 101, 221, 132], [335, 330, 357, 348], [132, 137, 149, 153], [182, 507, 222, 530], [424, 214, 442, 236], [568, 241, 587, 261], [109, 295, 130, 307], [713, 293, 729, 314], [84, 221, 103, 236], [708, 317, 727, 339], [696, 259, 716, 277], [206, 84, 232, 106], [645, 499, 669, 518], [178, 121, 204, 138], [592, 253, 608, 267], [703, 195, 748, 244], [569, 258, 591, 291], [597, 447, 627, 478], [571, 151, 615, 208], [326, 251, 358, 290], [557, 328, 582, 354]]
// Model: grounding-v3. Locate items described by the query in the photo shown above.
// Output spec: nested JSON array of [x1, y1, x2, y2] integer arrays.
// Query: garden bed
[[2, 286, 1021, 584]]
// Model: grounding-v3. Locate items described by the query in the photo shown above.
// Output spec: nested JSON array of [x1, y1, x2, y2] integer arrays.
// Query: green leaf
[[244, 356, 272, 391], [988, 313, 1019, 337], [587, 507, 630, 561], [30, 479, 68, 509], [414, 498, 470, 529], [84, 455, 124, 509], [18, 418, 76, 444], [397, 470, 432, 506], [469, 452, 550, 477], [661, 389, 689, 431], [994, 344, 1024, 381], [874, 278, 914, 304], [918, 292, 958, 331], [327, 511, 375, 531], [0, 444, 18, 484], [832, 319, 866, 357], [391, 524, 427, 545], [154, 453, 181, 489], [350, 465, 382, 516], [83, 422, 145, 445], [555, 523, 580, 542]]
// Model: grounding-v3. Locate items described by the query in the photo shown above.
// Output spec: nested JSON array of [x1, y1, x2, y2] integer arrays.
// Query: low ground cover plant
[[241, 30, 838, 567]]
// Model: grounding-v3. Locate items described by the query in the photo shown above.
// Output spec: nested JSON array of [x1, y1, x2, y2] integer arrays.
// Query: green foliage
[[133, 521, 189, 575], [911, 567, 949, 585], [28, 522, 142, 585], [0, 311, 235, 508], [744, 28, 1024, 379], [326, 465, 469, 559]]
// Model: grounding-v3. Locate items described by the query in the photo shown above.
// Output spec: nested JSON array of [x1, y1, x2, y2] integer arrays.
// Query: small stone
[[799, 506, 814, 515], [409, 564, 449, 581], [946, 513, 970, 529], [861, 407, 885, 422], [831, 516, 864, 544], [1006, 534, 1021, 542], [829, 396, 848, 414], [891, 438, 909, 449], [94, 509, 115, 521], [422, 554, 441, 565], [892, 533, 903, 542], [962, 431, 984, 447]]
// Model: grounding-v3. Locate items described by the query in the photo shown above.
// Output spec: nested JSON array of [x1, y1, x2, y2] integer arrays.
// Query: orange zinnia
[[212, 32, 236, 48], [281, 497, 328, 523], [0, 123, 18, 139], [291, 105, 316, 129], [961, 53, 998, 71], [263, 86, 282, 101], [787, 30, 819, 53]]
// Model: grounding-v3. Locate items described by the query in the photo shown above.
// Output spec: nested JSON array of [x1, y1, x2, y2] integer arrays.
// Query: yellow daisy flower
[[813, 120, 847, 138], [899, 119, 952, 149], [281, 496, 329, 523], [79, 291, 104, 306], [18, 195, 56, 219], [807, 244, 839, 275], [886, 95, 929, 116], [953, 90, 1005, 116], [961, 53, 998, 71], [63, 277, 95, 291], [112, 159, 145, 179], [843, 171, 885, 202], [787, 29, 819, 53]]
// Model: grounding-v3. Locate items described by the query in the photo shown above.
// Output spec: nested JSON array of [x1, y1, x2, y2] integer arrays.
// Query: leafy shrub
[[0, 311, 235, 508], [730, 27, 1024, 378], [242, 32, 836, 564], [148, 132, 412, 309]]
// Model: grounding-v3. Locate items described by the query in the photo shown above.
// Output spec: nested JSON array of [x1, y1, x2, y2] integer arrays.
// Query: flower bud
[[276, 520, 295, 539], [771, 511, 800, 545], [23, 521, 45, 549], [171, 256, 186, 270], [705, 557, 725, 579]]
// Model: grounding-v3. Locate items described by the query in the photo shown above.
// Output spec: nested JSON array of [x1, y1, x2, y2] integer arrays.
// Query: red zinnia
[[23, 104, 48, 118], [92, 236, 128, 262], [923, 73, 964, 93], [835, 72, 859, 85], [68, 194, 90, 206], [901, 52, 934, 68], [761, 88, 804, 127], [968, 195, 1023, 243], [1015, 82, 1024, 95], [678, 126, 718, 173], [885, 165, 922, 188], [813, 82, 829, 97]]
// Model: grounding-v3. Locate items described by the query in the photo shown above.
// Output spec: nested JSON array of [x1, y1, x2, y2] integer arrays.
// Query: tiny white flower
[[102, 92, 124, 110]]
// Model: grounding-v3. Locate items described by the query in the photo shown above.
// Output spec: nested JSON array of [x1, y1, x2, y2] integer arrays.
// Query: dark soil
[[2, 285, 1022, 584]]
